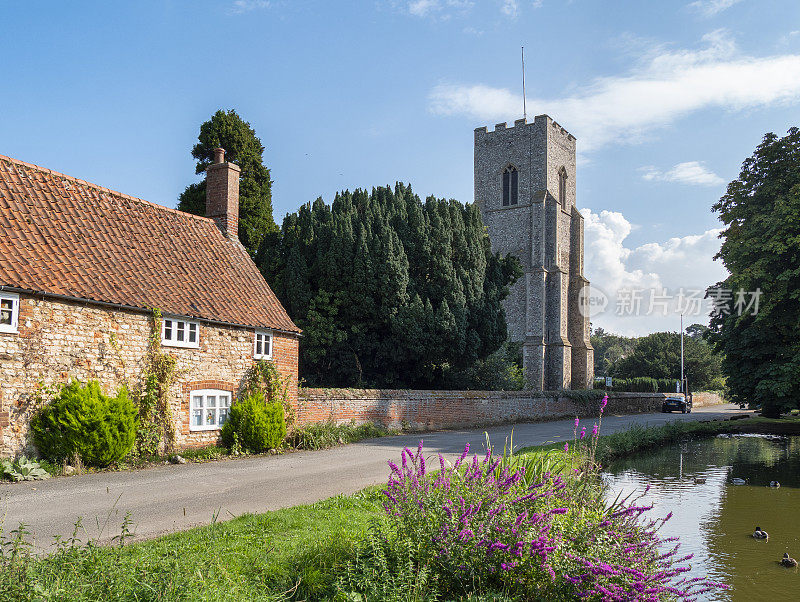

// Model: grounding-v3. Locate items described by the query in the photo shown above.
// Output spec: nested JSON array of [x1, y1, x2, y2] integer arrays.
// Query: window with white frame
[[189, 390, 231, 431], [161, 317, 199, 348], [254, 330, 273, 360], [0, 292, 19, 334]]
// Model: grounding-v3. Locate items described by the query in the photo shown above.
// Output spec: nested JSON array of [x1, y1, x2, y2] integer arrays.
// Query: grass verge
[[6, 415, 798, 600]]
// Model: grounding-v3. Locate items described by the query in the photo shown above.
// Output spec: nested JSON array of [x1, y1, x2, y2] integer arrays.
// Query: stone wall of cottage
[[0, 295, 299, 456]]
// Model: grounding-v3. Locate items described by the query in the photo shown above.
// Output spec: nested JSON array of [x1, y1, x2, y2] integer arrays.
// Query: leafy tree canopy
[[591, 327, 724, 391], [178, 109, 277, 256], [609, 331, 723, 391], [706, 127, 800, 416], [258, 183, 522, 388]]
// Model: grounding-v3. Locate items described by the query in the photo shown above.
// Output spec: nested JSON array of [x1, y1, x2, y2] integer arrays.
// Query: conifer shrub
[[31, 381, 137, 467], [220, 391, 286, 453]]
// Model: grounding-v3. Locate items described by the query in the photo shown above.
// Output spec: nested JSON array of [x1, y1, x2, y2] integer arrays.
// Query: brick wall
[[0, 295, 298, 455], [296, 389, 680, 431]]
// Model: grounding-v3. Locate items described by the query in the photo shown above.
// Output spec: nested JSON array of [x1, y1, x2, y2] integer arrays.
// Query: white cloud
[[688, 0, 742, 18], [230, 0, 272, 13], [640, 161, 724, 186], [408, 0, 439, 16], [429, 30, 800, 151], [582, 208, 727, 335], [501, 0, 518, 18], [401, 0, 473, 18]]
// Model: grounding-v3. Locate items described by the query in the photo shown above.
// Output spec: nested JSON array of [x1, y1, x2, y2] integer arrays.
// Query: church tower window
[[502, 165, 518, 206], [558, 167, 568, 210]]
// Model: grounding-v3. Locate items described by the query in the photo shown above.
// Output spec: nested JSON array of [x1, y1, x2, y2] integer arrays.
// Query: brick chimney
[[205, 147, 241, 238]]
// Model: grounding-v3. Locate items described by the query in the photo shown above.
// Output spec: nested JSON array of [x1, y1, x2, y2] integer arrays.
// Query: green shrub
[[31, 381, 137, 467], [220, 391, 286, 453]]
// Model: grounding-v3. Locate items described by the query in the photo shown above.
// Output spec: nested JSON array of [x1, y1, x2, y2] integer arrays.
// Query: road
[[1, 404, 743, 552]]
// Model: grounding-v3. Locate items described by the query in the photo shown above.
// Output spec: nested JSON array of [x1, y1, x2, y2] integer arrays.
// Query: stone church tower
[[475, 115, 593, 390]]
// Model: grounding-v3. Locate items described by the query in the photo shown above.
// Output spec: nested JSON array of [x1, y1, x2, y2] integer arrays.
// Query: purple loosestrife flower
[[592, 423, 599, 438], [580, 426, 586, 440], [564, 442, 569, 453], [574, 416, 580, 429]]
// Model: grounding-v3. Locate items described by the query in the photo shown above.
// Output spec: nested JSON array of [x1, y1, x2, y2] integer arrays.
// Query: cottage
[[0, 148, 300, 456]]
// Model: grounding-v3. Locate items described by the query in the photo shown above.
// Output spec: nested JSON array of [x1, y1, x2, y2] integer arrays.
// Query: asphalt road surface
[[1, 403, 744, 553]]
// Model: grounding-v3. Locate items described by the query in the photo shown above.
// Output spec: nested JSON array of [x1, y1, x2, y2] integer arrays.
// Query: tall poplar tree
[[178, 109, 277, 256]]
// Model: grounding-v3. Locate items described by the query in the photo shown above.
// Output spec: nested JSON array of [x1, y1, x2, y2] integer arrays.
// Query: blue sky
[[3, 0, 800, 334]]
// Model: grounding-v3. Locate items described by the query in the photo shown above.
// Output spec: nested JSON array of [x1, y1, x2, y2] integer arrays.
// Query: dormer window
[[502, 166, 518, 206], [162, 317, 199, 348], [558, 167, 568, 211], [0, 292, 19, 334]]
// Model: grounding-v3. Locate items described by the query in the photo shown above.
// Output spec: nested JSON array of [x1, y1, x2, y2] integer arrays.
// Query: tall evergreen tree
[[258, 184, 522, 388], [706, 128, 800, 416], [178, 109, 277, 256]]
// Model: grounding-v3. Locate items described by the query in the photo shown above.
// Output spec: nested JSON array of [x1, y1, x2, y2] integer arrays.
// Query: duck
[[694, 477, 706, 484], [731, 478, 746, 485], [781, 553, 798, 568], [770, 481, 781, 488], [753, 526, 769, 540]]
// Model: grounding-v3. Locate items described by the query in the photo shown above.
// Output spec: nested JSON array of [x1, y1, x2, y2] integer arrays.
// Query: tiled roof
[[0, 154, 300, 334]]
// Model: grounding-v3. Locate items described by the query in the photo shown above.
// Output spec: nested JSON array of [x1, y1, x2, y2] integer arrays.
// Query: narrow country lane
[[1, 404, 742, 553]]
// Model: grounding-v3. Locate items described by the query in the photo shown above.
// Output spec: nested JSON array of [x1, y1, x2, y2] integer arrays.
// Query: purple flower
[[592, 423, 599, 438], [574, 416, 580, 429], [580, 426, 586, 440], [564, 442, 569, 453]]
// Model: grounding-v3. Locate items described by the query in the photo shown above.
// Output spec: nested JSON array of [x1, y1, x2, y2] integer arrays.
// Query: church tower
[[474, 115, 593, 390]]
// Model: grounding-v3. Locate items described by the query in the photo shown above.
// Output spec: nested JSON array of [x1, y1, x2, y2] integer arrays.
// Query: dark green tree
[[706, 128, 800, 416], [258, 184, 521, 388], [178, 109, 277, 256], [590, 327, 637, 376], [610, 331, 723, 391]]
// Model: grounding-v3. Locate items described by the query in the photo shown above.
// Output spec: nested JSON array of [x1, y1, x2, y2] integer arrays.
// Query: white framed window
[[253, 329, 273, 360], [161, 317, 199, 348], [189, 389, 232, 431], [0, 292, 19, 334]]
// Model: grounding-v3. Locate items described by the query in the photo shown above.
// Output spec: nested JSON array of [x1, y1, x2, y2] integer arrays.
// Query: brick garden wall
[[296, 389, 680, 431], [0, 294, 298, 456]]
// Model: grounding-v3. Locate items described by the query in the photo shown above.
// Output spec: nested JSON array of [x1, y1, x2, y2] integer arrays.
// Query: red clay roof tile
[[0, 154, 300, 334]]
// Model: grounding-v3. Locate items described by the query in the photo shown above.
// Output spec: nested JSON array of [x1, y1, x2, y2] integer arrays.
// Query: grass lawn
[[7, 414, 800, 601]]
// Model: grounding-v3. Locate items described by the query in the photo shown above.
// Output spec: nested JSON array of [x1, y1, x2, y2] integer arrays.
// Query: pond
[[603, 434, 800, 600]]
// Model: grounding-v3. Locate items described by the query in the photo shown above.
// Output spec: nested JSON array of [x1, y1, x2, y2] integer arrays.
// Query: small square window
[[253, 330, 273, 360], [161, 317, 200, 348], [0, 293, 19, 334]]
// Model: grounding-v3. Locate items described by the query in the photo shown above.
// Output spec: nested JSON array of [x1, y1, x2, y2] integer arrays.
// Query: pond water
[[603, 434, 800, 600]]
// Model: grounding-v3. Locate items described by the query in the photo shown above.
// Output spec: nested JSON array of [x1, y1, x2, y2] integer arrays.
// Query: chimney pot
[[213, 147, 225, 164]]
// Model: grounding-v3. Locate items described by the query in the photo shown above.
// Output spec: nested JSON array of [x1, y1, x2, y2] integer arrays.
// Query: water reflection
[[603, 435, 800, 601]]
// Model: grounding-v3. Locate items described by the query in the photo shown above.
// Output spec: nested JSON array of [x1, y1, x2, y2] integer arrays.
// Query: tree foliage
[[178, 109, 276, 256], [590, 327, 636, 376], [706, 128, 800, 416], [592, 328, 724, 391], [258, 184, 521, 388]]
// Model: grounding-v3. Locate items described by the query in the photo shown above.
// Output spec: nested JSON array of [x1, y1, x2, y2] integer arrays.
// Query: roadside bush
[[220, 391, 285, 453], [31, 381, 137, 467]]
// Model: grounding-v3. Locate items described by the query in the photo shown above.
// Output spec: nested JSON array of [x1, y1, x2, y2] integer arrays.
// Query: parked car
[[662, 395, 692, 414]]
